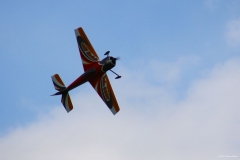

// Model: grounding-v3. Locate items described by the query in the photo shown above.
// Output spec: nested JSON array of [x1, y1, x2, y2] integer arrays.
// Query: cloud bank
[[0, 58, 240, 160]]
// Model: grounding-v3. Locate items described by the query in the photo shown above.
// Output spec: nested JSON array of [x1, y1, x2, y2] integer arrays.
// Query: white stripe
[[52, 76, 65, 88], [82, 59, 90, 64]]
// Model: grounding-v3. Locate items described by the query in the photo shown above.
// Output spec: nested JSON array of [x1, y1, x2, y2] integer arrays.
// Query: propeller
[[110, 56, 120, 64]]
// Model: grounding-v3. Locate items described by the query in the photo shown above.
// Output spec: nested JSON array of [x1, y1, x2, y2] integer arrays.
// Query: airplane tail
[[51, 74, 73, 112]]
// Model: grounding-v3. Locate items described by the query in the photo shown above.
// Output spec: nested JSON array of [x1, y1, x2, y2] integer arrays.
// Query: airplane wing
[[75, 27, 100, 71], [89, 73, 120, 115]]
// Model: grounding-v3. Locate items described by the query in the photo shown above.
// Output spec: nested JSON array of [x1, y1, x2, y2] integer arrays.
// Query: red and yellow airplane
[[51, 27, 121, 115]]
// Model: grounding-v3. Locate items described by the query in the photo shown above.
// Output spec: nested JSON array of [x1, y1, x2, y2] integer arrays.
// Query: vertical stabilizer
[[61, 92, 73, 112]]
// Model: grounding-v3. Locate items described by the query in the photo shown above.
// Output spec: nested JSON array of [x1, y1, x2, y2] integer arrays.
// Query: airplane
[[51, 27, 121, 115]]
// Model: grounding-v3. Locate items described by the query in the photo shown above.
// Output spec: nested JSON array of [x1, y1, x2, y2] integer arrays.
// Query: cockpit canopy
[[100, 56, 116, 65]]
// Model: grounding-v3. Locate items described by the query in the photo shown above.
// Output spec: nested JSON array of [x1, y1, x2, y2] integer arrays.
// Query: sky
[[0, 0, 240, 159]]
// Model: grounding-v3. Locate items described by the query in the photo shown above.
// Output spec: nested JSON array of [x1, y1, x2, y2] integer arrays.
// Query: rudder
[[61, 92, 73, 112]]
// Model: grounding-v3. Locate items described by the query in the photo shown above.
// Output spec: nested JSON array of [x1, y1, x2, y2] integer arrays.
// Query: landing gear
[[110, 70, 121, 79]]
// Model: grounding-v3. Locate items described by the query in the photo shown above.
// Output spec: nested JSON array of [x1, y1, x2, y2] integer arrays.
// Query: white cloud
[[147, 56, 200, 84], [0, 58, 240, 160], [226, 18, 240, 47]]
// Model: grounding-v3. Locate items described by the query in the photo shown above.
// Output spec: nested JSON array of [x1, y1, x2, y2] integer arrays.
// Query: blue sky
[[1, 0, 240, 159]]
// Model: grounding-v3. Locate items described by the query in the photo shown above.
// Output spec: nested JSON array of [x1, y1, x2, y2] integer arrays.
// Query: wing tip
[[111, 106, 120, 115]]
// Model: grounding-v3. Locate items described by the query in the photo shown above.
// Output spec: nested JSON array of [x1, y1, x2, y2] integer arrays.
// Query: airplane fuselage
[[66, 56, 116, 92]]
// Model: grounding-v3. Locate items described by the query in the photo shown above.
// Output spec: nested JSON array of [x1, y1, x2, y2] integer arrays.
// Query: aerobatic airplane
[[51, 27, 121, 115]]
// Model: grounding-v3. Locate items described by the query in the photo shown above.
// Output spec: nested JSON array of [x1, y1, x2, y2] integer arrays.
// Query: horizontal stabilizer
[[51, 74, 66, 91], [61, 92, 73, 112]]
